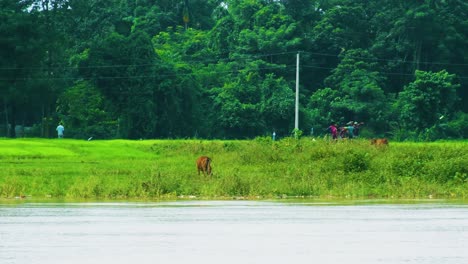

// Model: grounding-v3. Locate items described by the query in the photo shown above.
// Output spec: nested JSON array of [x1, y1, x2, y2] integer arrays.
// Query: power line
[[1, 50, 467, 81], [0, 64, 292, 81], [301, 51, 468, 66], [2, 49, 466, 71], [0, 51, 298, 71], [0, 48, 468, 75], [302, 64, 468, 79], [3, 63, 467, 82]]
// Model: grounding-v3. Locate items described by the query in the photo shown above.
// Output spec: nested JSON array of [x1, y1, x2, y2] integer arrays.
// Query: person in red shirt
[[327, 123, 338, 141]]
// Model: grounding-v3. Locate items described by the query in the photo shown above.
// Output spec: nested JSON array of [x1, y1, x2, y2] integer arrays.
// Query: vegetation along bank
[[1, 138, 467, 200], [2, 1, 467, 141]]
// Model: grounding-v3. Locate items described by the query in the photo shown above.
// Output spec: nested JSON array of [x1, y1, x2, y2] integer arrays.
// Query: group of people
[[327, 121, 364, 140]]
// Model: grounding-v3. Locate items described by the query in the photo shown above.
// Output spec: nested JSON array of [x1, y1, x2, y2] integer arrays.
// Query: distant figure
[[353, 122, 364, 137], [196, 156, 212, 176], [347, 124, 355, 139], [339, 126, 348, 139], [56, 124, 64, 138], [371, 138, 388, 146], [272, 131, 276, 141], [327, 123, 338, 141]]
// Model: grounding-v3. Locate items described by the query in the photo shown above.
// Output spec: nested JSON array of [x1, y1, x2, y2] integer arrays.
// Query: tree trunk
[[9, 103, 16, 138], [413, 40, 422, 71], [3, 98, 9, 137], [41, 104, 51, 138]]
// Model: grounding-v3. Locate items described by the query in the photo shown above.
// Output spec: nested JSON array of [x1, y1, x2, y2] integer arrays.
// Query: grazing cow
[[196, 156, 212, 176], [371, 138, 389, 146]]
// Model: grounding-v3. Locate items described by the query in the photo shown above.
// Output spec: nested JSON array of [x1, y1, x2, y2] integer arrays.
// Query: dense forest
[[1, 0, 467, 140]]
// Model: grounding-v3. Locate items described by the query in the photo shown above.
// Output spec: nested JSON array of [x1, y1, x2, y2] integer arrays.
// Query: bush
[[342, 149, 370, 173], [445, 112, 468, 139]]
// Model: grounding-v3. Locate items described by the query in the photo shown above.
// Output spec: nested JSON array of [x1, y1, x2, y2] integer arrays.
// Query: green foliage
[[342, 149, 370, 173], [80, 30, 163, 138], [1, 138, 467, 200], [396, 70, 460, 138], [237, 2, 301, 54], [57, 81, 116, 139], [261, 74, 295, 134], [1, 0, 467, 141], [0, 0, 49, 137], [308, 87, 339, 129], [214, 80, 260, 137], [310, 4, 370, 53], [309, 49, 389, 133], [292, 128, 303, 139], [211, 64, 295, 138], [445, 112, 468, 139]]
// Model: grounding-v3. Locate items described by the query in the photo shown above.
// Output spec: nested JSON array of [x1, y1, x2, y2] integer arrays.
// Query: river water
[[0, 201, 467, 264]]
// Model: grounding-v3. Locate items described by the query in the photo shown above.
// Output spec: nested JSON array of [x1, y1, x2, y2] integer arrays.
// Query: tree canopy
[[1, 0, 467, 140]]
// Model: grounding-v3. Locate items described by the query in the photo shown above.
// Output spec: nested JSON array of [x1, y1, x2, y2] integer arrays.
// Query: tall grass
[[0, 137, 467, 200]]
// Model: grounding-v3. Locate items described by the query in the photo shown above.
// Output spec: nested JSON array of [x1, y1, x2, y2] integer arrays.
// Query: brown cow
[[196, 156, 212, 176], [370, 138, 389, 146]]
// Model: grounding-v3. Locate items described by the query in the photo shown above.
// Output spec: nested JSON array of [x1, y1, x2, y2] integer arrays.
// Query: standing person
[[272, 131, 276, 141], [327, 123, 338, 141], [347, 123, 355, 139], [56, 123, 64, 138], [354, 122, 364, 137], [339, 126, 348, 139]]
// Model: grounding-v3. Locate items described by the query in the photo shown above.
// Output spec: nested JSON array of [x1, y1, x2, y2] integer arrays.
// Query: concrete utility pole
[[295, 52, 300, 132]]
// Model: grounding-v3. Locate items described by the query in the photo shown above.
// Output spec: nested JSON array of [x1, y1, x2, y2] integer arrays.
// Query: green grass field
[[0, 137, 467, 200]]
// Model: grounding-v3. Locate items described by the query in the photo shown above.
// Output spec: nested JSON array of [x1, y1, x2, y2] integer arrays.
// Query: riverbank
[[0, 138, 467, 200]]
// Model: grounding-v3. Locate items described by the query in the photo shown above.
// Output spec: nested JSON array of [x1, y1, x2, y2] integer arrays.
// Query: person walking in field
[[56, 123, 64, 138]]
